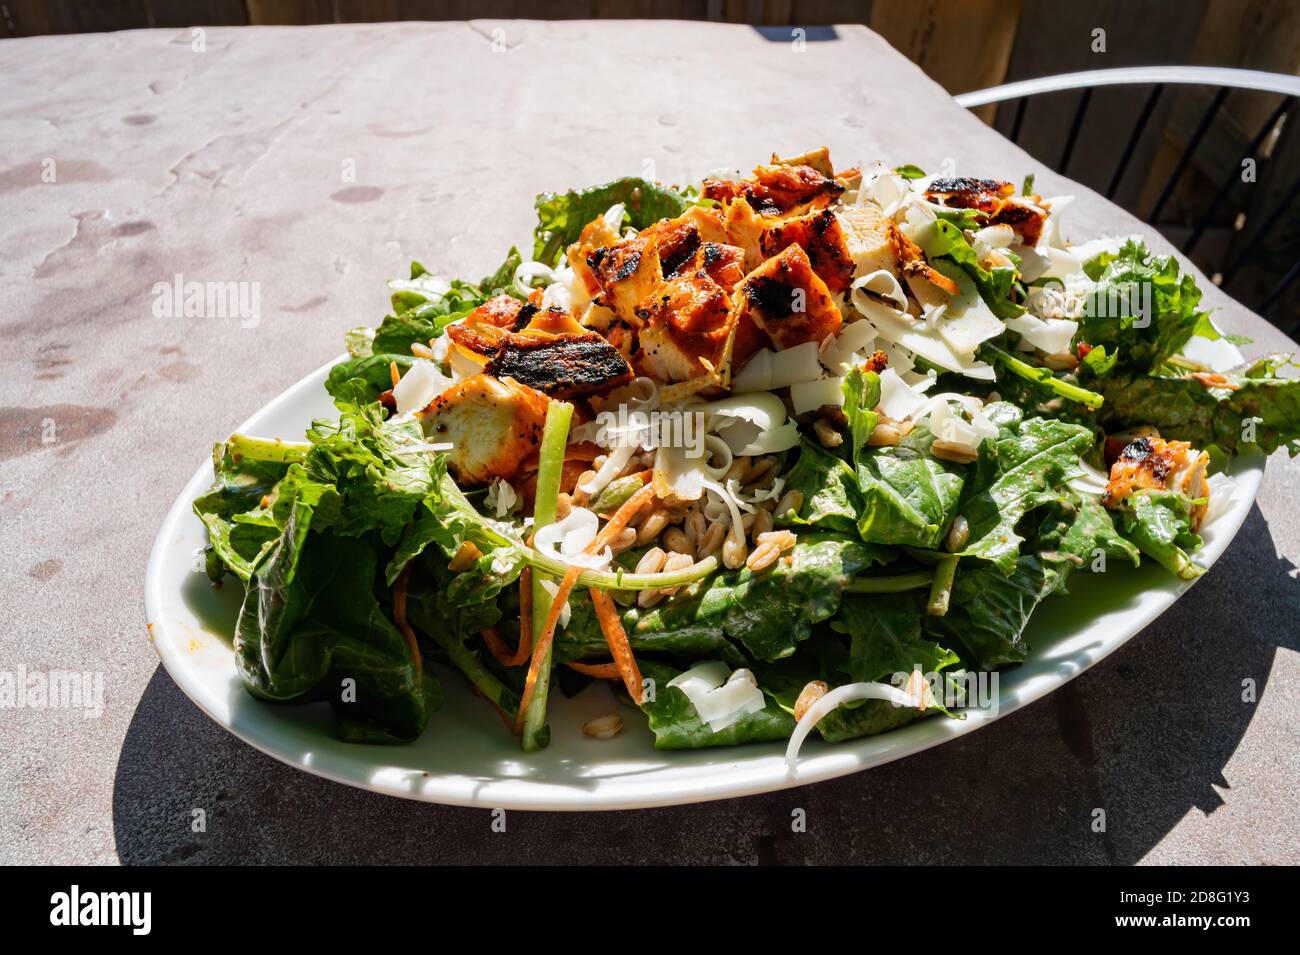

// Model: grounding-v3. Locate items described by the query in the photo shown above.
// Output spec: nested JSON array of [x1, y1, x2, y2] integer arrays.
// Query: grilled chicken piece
[[676, 206, 729, 245], [421, 374, 550, 485], [771, 146, 834, 178], [835, 204, 898, 278], [760, 207, 855, 294], [702, 163, 843, 216], [668, 240, 747, 291], [988, 196, 1049, 247], [926, 177, 1015, 208], [634, 274, 738, 383], [751, 163, 845, 213], [523, 304, 586, 336], [466, 294, 529, 329], [1101, 435, 1211, 530], [641, 218, 702, 279], [567, 215, 623, 301], [733, 244, 841, 350], [891, 225, 960, 296], [924, 177, 1048, 247], [723, 197, 766, 271], [591, 236, 662, 327], [446, 320, 505, 359], [484, 330, 633, 399]]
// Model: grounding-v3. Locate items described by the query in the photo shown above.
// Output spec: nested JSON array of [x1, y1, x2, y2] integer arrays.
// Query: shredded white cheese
[[668, 663, 766, 733]]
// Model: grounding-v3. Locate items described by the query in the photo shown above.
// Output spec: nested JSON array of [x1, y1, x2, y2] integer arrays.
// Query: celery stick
[[521, 400, 574, 752]]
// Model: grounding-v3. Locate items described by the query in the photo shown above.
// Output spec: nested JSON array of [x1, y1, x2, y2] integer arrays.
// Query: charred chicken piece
[[590, 236, 662, 327], [634, 273, 738, 383], [466, 294, 529, 330], [484, 331, 633, 400], [667, 240, 747, 291], [759, 207, 855, 294], [420, 374, 550, 486], [1101, 435, 1211, 531], [924, 177, 1048, 247], [702, 163, 843, 217], [733, 244, 841, 350]]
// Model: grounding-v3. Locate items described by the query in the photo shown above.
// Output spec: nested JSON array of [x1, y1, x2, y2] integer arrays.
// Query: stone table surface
[[1, 20, 1298, 866]]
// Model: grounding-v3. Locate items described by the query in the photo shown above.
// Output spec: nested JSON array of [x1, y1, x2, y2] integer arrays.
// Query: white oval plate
[[145, 355, 1264, 810]]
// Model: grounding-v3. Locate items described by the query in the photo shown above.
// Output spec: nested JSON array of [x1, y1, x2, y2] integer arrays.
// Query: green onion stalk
[[843, 571, 936, 594], [224, 432, 310, 465], [982, 344, 1104, 410], [926, 555, 959, 616], [521, 400, 574, 752], [406, 601, 519, 718]]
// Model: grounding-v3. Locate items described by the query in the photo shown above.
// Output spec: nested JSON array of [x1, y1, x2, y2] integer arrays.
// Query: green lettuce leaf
[[755, 640, 963, 744], [234, 517, 437, 744], [955, 403, 1096, 573], [1033, 495, 1141, 569], [925, 554, 1071, 668], [780, 439, 862, 535], [1077, 239, 1205, 373], [842, 367, 881, 468], [304, 406, 444, 546], [919, 219, 1024, 318], [1114, 489, 1205, 580], [832, 592, 960, 684], [855, 422, 967, 549], [1096, 368, 1300, 456], [622, 534, 892, 663], [554, 589, 747, 667], [324, 353, 414, 410], [636, 662, 795, 750], [532, 177, 695, 265], [192, 442, 296, 582]]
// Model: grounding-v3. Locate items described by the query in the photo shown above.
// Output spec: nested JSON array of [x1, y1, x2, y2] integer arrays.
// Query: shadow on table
[[112, 505, 1297, 865]]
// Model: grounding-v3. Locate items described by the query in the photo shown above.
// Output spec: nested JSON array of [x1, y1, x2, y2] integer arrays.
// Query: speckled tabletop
[[1, 21, 1297, 865]]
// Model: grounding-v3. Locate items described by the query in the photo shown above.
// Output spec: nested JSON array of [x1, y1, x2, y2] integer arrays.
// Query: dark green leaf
[[532, 177, 695, 265], [637, 662, 794, 750]]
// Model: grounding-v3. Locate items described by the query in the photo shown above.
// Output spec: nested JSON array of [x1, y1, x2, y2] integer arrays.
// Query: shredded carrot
[[514, 480, 659, 730], [511, 567, 534, 667], [515, 563, 582, 732], [589, 587, 644, 703], [564, 660, 622, 679], [592, 481, 657, 551], [480, 628, 515, 666], [391, 566, 423, 677], [389, 360, 401, 388], [478, 571, 533, 668]]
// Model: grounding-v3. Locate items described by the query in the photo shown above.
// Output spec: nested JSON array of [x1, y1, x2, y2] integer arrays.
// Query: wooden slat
[[9, 0, 150, 33], [870, 0, 1020, 124], [3, 0, 54, 36], [146, 0, 249, 27], [245, 0, 336, 25]]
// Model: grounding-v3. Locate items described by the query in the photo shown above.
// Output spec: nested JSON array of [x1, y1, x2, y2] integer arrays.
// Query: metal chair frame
[[955, 67, 1300, 332]]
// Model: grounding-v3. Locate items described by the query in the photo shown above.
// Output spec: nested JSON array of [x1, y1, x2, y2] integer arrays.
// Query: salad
[[194, 147, 1300, 765]]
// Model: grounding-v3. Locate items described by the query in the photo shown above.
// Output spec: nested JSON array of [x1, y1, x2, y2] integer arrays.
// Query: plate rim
[[144, 354, 1265, 811]]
